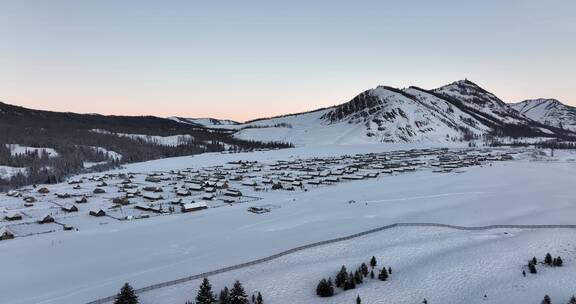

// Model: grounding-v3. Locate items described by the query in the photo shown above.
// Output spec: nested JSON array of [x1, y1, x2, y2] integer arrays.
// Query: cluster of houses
[[0, 147, 520, 241]]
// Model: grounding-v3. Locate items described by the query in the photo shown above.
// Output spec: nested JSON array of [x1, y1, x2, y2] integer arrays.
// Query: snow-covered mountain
[[169, 117, 240, 128], [218, 80, 575, 146], [511, 99, 576, 132]]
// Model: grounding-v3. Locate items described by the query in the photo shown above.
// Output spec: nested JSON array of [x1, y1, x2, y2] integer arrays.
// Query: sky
[[0, 0, 574, 122]]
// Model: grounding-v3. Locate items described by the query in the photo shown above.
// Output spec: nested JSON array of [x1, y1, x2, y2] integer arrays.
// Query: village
[[0, 147, 520, 242]]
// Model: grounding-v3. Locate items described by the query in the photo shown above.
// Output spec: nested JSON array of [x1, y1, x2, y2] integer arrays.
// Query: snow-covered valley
[[1, 145, 576, 304]]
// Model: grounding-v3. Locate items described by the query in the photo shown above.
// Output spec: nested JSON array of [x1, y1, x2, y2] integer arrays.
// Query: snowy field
[[0, 145, 575, 304], [141, 227, 576, 304]]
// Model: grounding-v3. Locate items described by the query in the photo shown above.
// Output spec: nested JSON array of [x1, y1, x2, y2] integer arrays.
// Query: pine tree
[[219, 287, 230, 304], [343, 276, 356, 290], [554, 256, 563, 267], [256, 292, 263, 304], [335, 266, 348, 288], [370, 256, 377, 269], [229, 281, 249, 304], [356, 295, 362, 304], [370, 270, 375, 279], [114, 283, 139, 304], [378, 267, 389, 281], [354, 270, 363, 284], [388, 266, 392, 275], [360, 263, 369, 277], [316, 278, 334, 297], [195, 278, 216, 304], [529, 262, 538, 274], [532, 257, 538, 265], [542, 294, 551, 304], [545, 253, 553, 265], [569, 295, 576, 304]]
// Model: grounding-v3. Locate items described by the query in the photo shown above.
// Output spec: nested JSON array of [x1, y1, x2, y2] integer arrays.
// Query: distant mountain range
[[178, 79, 574, 145], [511, 99, 576, 132]]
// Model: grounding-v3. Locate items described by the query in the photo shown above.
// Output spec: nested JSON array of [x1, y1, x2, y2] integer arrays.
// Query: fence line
[[86, 222, 576, 304]]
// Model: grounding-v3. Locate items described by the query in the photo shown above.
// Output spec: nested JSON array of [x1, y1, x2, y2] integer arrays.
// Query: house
[[247, 206, 270, 214], [204, 187, 216, 193], [181, 201, 208, 213], [0, 227, 15, 240], [23, 196, 37, 203], [224, 189, 242, 197], [56, 193, 71, 199], [135, 203, 163, 213], [89, 209, 106, 217], [188, 184, 203, 191], [143, 193, 163, 201], [202, 193, 215, 200], [112, 197, 130, 205], [5, 212, 22, 221], [38, 215, 55, 224], [241, 180, 257, 187], [75, 196, 88, 204], [61, 204, 79, 213], [145, 176, 162, 183], [176, 189, 191, 196], [143, 186, 163, 193]]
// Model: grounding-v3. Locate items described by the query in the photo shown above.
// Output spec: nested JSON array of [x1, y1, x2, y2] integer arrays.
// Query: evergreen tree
[[388, 266, 392, 275], [545, 253, 553, 265], [360, 263, 369, 277], [354, 270, 363, 284], [356, 295, 362, 304], [229, 281, 249, 304], [343, 276, 356, 291], [316, 278, 334, 297], [195, 278, 216, 304], [553, 256, 563, 267], [370, 256, 377, 269], [219, 287, 230, 304], [335, 266, 349, 288], [529, 262, 538, 274], [542, 295, 551, 304], [114, 283, 139, 304], [569, 295, 576, 304], [370, 270, 375, 279], [256, 292, 263, 304], [252, 294, 255, 303], [532, 257, 538, 265], [378, 267, 389, 281]]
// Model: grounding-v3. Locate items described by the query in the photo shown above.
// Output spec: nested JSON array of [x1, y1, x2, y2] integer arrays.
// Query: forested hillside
[[0, 102, 291, 190]]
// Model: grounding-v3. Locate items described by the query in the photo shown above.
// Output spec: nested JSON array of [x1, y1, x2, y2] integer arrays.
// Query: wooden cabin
[[0, 227, 15, 240], [61, 204, 79, 213], [38, 215, 55, 224], [5, 212, 22, 221], [89, 209, 106, 217], [181, 202, 208, 213]]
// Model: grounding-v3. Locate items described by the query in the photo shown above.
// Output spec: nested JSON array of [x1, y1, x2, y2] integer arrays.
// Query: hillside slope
[[229, 80, 575, 146], [511, 99, 576, 132]]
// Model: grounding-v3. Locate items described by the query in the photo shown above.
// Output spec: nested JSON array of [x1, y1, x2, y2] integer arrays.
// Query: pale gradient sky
[[0, 0, 574, 122]]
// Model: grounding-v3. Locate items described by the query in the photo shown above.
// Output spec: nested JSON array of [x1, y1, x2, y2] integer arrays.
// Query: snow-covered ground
[[90, 129, 195, 147], [0, 145, 575, 304], [0, 165, 27, 179], [5, 144, 59, 157], [141, 227, 576, 304]]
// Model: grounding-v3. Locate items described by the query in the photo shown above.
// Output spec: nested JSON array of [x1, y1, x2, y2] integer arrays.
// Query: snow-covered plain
[[1, 145, 576, 304]]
